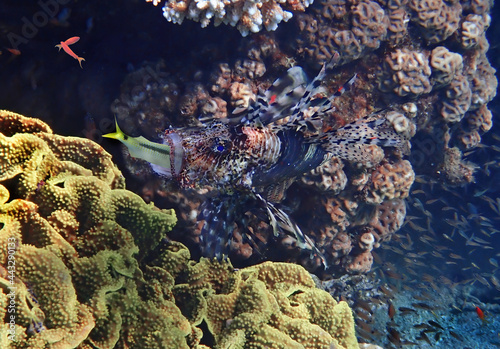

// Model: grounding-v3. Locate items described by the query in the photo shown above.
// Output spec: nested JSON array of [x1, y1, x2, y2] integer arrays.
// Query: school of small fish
[[350, 162, 500, 347]]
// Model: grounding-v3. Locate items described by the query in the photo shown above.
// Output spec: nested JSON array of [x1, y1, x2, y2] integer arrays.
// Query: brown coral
[[440, 75, 472, 123], [386, 9, 409, 44], [210, 63, 232, 94], [460, 14, 490, 49], [430, 46, 463, 87], [465, 105, 492, 133], [301, 156, 347, 193], [296, 0, 390, 64], [351, 1, 388, 49], [110, 60, 181, 135], [380, 48, 432, 97], [368, 199, 406, 245], [455, 129, 481, 150], [467, 53, 497, 110], [229, 82, 256, 109], [344, 250, 373, 274], [365, 160, 415, 204], [408, 0, 462, 44]]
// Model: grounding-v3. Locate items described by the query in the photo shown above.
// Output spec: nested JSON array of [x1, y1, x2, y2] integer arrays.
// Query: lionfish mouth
[[164, 131, 184, 177], [146, 131, 184, 178]]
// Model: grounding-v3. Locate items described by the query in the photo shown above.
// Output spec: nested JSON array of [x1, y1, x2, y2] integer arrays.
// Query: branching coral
[[147, 0, 314, 36]]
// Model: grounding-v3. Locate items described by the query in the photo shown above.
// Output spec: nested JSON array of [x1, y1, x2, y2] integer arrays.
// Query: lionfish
[[104, 57, 405, 267]]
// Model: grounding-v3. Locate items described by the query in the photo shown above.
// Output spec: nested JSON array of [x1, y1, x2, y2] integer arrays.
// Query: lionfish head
[[161, 122, 243, 187]]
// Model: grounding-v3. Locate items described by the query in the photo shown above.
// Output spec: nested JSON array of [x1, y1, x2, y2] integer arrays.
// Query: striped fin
[[198, 192, 327, 267], [198, 194, 237, 260], [231, 53, 343, 127], [198, 193, 268, 260], [283, 54, 342, 125], [232, 66, 308, 126], [283, 72, 357, 133], [263, 177, 296, 203], [257, 194, 327, 267]]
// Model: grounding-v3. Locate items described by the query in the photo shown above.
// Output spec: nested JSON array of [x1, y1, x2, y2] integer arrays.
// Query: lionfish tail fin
[[320, 115, 406, 163]]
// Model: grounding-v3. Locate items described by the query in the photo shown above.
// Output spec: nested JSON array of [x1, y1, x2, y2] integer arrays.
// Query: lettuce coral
[[174, 259, 359, 349], [0, 110, 360, 348], [0, 110, 180, 348]]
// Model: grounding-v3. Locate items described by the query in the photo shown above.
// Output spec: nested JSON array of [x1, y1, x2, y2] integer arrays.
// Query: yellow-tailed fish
[[103, 118, 179, 177]]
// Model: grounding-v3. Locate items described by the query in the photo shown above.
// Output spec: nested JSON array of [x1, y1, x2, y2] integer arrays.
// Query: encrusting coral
[[174, 258, 359, 349], [0, 110, 360, 348]]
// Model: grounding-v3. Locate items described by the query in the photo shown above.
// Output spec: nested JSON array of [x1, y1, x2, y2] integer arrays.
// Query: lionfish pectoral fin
[[198, 195, 237, 260], [256, 194, 328, 267], [263, 177, 296, 203], [198, 193, 271, 261]]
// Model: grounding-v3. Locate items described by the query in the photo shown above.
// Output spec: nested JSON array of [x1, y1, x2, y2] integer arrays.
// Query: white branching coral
[[147, 0, 313, 36]]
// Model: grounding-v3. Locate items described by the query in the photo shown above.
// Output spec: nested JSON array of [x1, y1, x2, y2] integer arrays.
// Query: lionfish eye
[[213, 138, 230, 153]]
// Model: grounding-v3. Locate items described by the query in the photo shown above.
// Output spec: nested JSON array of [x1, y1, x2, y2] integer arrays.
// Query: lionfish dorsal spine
[[235, 54, 345, 127]]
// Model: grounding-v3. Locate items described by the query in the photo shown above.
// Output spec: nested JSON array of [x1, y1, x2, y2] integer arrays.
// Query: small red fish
[[269, 94, 277, 104], [6, 48, 21, 56], [476, 306, 486, 323], [55, 36, 85, 68]]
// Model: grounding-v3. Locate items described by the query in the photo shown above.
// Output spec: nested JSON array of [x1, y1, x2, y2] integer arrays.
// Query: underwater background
[[0, 0, 499, 348]]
